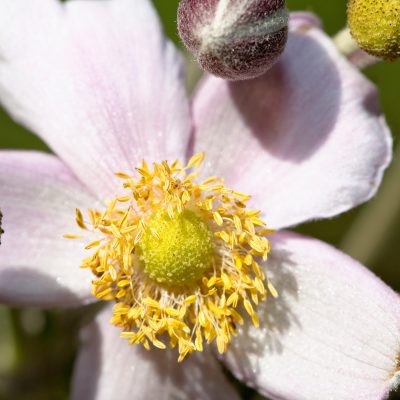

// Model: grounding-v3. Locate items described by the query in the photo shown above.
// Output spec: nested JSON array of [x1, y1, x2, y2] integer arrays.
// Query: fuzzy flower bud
[[178, 0, 289, 80], [348, 0, 400, 61]]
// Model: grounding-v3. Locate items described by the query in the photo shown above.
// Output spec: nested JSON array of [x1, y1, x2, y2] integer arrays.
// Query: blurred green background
[[0, 1, 399, 399]]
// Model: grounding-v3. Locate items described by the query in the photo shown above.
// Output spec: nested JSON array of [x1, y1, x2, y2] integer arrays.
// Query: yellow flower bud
[[348, 0, 400, 60]]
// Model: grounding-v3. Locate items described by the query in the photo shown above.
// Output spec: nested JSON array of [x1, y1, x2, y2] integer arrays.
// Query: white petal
[[72, 305, 240, 400], [223, 232, 400, 400], [0, 0, 191, 200], [192, 18, 391, 229], [0, 151, 98, 307]]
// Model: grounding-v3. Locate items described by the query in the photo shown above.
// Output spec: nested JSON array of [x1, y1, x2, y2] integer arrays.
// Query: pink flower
[[0, 1, 398, 399]]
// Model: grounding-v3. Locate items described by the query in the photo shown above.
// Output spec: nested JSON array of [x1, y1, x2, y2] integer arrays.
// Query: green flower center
[[137, 210, 215, 286]]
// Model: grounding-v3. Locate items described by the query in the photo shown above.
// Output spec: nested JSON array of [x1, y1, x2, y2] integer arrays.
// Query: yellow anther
[[188, 152, 205, 168], [63, 233, 83, 239], [75, 208, 87, 230], [184, 295, 197, 305], [213, 211, 224, 226], [227, 292, 239, 307], [85, 240, 101, 250], [267, 280, 279, 298], [68, 153, 274, 361]]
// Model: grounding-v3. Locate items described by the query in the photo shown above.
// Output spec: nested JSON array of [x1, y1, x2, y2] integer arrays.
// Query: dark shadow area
[[389, 387, 400, 400], [228, 31, 342, 163], [0, 288, 99, 400], [70, 316, 102, 400], [134, 345, 239, 399], [72, 313, 238, 400], [362, 86, 384, 117], [224, 244, 300, 382], [0, 268, 91, 308]]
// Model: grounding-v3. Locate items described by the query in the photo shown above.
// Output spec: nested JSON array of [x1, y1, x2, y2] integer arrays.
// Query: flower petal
[[289, 11, 322, 31], [0, 151, 99, 307], [192, 16, 392, 229], [71, 305, 240, 400], [223, 231, 400, 400], [0, 0, 191, 201]]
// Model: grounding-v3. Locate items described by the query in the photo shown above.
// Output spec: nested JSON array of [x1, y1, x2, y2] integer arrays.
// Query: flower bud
[[348, 0, 400, 61], [178, 0, 289, 80]]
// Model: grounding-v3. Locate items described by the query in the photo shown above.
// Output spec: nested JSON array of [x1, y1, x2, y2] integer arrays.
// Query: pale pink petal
[[0, 0, 191, 201], [223, 231, 400, 400], [192, 18, 392, 229], [349, 49, 380, 69], [72, 305, 240, 400], [289, 12, 322, 30], [0, 151, 99, 307]]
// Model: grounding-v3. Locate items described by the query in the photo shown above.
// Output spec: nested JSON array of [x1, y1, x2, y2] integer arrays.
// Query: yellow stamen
[[67, 153, 274, 361]]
